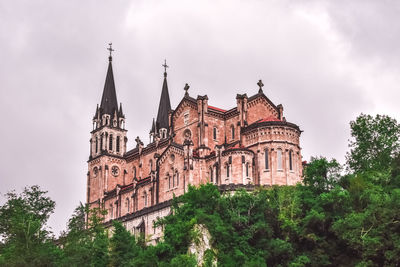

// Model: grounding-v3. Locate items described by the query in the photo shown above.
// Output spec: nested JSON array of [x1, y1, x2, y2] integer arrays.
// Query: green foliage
[[2, 113, 400, 266], [0, 185, 62, 266], [347, 113, 400, 173]]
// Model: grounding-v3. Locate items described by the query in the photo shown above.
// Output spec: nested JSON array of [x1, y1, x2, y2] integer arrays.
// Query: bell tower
[[90, 44, 127, 159]]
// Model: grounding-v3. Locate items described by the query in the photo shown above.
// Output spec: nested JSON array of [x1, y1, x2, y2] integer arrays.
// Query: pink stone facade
[[87, 58, 303, 241]]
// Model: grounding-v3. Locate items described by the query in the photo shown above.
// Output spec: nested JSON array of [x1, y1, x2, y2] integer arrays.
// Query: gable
[[247, 94, 280, 124]]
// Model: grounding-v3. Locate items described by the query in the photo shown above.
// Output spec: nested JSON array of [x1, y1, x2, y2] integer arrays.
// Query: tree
[[303, 157, 342, 193], [110, 220, 137, 267], [347, 114, 400, 173], [0, 185, 61, 266]]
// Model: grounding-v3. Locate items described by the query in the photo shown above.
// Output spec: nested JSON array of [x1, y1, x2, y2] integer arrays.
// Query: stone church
[[86, 50, 303, 243]]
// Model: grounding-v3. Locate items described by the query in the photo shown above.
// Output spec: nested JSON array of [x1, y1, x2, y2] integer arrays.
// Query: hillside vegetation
[[1, 114, 400, 266]]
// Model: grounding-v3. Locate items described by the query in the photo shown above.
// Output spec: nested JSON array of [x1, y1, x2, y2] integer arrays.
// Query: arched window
[[226, 164, 230, 178], [246, 162, 249, 177], [149, 160, 153, 172], [110, 204, 113, 219], [126, 198, 130, 213], [277, 149, 283, 170], [265, 149, 269, 169], [231, 125, 235, 139], [95, 137, 98, 153], [144, 192, 148, 207], [116, 136, 120, 152], [133, 167, 136, 178], [168, 174, 171, 189], [100, 134, 103, 151], [176, 171, 179, 186], [109, 134, 113, 150], [172, 171, 175, 188], [289, 150, 293, 171], [213, 127, 217, 140], [210, 167, 213, 183]]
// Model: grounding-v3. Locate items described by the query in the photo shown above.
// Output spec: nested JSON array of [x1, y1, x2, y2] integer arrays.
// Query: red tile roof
[[256, 116, 281, 123], [208, 105, 227, 112]]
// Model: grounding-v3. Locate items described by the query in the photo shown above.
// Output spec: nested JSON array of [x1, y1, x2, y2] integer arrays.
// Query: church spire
[[156, 60, 171, 131], [99, 43, 118, 116]]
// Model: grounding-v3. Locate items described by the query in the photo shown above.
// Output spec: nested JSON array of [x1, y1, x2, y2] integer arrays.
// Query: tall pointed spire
[[156, 60, 171, 130], [99, 43, 119, 116]]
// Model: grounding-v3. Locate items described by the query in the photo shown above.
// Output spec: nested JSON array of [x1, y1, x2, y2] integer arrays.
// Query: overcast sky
[[1, 0, 400, 236]]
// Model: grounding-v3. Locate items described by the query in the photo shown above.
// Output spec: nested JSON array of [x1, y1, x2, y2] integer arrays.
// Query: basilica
[[86, 49, 303, 242]]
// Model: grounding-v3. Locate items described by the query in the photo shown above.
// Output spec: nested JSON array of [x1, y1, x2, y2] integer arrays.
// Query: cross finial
[[257, 79, 264, 93], [107, 43, 114, 61], [184, 83, 190, 96], [162, 59, 169, 77]]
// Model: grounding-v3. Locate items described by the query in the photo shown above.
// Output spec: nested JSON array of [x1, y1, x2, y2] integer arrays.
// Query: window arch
[[116, 136, 120, 152], [231, 125, 235, 139], [109, 134, 113, 150], [126, 198, 130, 213], [265, 149, 269, 169], [277, 149, 283, 170], [100, 134, 103, 151]]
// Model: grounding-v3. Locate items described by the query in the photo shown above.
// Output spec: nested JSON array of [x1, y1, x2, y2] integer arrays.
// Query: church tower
[[90, 44, 127, 159], [150, 60, 171, 141]]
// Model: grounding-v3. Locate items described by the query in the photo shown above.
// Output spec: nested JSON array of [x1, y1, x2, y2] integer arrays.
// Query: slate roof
[[156, 72, 171, 130], [100, 58, 119, 116]]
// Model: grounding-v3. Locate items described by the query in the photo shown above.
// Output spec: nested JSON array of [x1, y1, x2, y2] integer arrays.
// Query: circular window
[[111, 166, 120, 176]]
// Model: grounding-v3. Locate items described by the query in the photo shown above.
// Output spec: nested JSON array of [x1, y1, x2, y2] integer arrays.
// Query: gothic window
[[116, 136, 120, 152], [184, 112, 189, 125], [95, 137, 98, 153], [231, 125, 235, 139], [213, 127, 217, 140], [109, 134, 113, 150], [93, 167, 98, 178], [265, 149, 269, 169], [246, 162, 249, 177], [289, 150, 293, 171], [100, 134, 103, 151], [277, 149, 283, 170], [210, 167, 213, 183], [183, 129, 191, 140]]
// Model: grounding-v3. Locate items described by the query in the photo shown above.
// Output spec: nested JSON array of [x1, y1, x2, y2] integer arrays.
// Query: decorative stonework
[[87, 56, 303, 242]]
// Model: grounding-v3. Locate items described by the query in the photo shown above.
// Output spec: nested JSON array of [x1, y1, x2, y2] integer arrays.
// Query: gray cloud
[[0, 0, 398, 235]]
